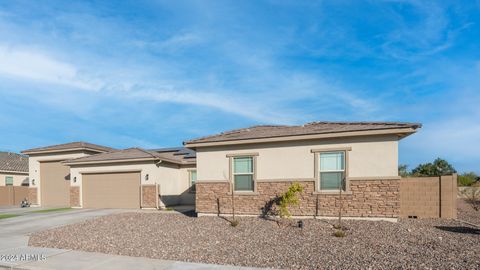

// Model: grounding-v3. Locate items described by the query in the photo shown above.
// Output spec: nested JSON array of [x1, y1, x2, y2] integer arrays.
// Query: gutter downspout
[[155, 159, 163, 209]]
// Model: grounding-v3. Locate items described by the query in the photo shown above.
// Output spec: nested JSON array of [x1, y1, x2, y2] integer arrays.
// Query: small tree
[[398, 164, 410, 177], [261, 183, 304, 221], [461, 183, 480, 211], [334, 176, 346, 230], [230, 182, 238, 226], [278, 183, 304, 218], [411, 158, 456, 176]]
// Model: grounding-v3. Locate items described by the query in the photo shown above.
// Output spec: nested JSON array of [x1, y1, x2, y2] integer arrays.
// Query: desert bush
[[278, 183, 304, 218], [458, 172, 478, 186], [230, 220, 239, 227], [334, 229, 346, 237], [461, 185, 480, 211], [262, 183, 304, 219]]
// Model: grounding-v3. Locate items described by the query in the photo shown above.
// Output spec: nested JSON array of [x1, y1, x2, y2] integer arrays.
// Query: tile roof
[[0, 152, 28, 173], [64, 147, 196, 165], [22, 142, 114, 154], [184, 121, 422, 145]]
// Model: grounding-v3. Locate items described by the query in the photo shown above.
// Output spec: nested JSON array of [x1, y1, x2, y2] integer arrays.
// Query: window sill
[[230, 191, 260, 196], [313, 190, 352, 195]]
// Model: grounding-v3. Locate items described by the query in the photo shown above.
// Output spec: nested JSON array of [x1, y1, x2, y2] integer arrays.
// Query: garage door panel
[[82, 172, 140, 209], [40, 161, 71, 207]]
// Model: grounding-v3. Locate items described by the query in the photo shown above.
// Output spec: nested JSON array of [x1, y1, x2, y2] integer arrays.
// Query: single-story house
[[22, 121, 425, 218], [184, 121, 422, 218], [0, 151, 29, 186], [22, 142, 196, 208]]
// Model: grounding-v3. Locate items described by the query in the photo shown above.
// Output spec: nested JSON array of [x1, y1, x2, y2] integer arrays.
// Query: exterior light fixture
[[145, 174, 149, 181], [73, 177, 77, 183], [298, 220, 304, 229], [32, 179, 35, 186]]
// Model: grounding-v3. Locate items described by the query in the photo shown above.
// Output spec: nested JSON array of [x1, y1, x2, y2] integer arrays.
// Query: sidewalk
[[0, 246, 259, 269]]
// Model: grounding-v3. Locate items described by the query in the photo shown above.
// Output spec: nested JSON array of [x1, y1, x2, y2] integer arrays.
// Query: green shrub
[[334, 230, 346, 237], [230, 220, 239, 227], [458, 172, 478, 186], [278, 183, 304, 218]]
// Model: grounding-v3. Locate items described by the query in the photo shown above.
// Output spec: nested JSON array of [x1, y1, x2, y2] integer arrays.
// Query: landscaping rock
[[29, 210, 480, 269]]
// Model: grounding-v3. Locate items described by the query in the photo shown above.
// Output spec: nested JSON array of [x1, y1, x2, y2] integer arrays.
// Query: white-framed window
[[233, 157, 254, 191], [319, 151, 346, 191], [189, 170, 197, 193], [5, 176, 13, 186]]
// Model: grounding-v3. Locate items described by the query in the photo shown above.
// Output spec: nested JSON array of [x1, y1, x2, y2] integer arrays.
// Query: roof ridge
[[184, 121, 422, 145], [133, 147, 161, 159], [185, 125, 290, 144], [22, 141, 115, 154], [304, 121, 421, 126]]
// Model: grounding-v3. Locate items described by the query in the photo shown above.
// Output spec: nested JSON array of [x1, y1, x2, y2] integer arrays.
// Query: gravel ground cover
[[30, 206, 480, 270], [457, 198, 480, 225]]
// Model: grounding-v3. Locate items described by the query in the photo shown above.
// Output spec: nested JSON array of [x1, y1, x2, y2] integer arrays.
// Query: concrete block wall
[[399, 175, 457, 219]]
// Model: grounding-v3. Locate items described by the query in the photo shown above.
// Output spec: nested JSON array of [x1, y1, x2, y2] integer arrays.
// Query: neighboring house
[[184, 122, 422, 218], [22, 142, 115, 207], [0, 151, 29, 186], [22, 142, 196, 208]]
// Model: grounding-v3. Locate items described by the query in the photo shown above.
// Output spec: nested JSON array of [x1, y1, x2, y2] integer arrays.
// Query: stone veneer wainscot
[[196, 179, 400, 217]]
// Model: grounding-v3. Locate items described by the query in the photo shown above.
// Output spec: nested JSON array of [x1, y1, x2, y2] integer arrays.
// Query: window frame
[[5, 176, 13, 186], [313, 148, 350, 193], [189, 170, 197, 193], [229, 154, 257, 193]]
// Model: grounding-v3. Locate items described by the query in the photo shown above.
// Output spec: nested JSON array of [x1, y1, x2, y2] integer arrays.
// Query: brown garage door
[[40, 161, 71, 207], [82, 172, 140, 209]]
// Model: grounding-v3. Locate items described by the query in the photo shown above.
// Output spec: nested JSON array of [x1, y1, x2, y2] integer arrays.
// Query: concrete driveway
[[0, 209, 259, 270], [0, 208, 123, 266], [0, 206, 50, 214]]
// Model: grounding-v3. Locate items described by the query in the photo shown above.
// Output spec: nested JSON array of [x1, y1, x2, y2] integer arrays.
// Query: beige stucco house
[[63, 147, 196, 208], [184, 122, 421, 218], [22, 142, 196, 208], [22, 121, 423, 217], [0, 151, 29, 186]]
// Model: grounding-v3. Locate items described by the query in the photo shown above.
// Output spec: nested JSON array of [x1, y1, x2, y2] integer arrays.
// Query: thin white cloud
[[131, 32, 203, 52], [0, 44, 299, 123], [0, 45, 101, 90], [127, 89, 295, 124], [381, 1, 457, 60]]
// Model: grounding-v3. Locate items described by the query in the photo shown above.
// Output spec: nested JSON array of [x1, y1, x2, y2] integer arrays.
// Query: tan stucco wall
[[69, 161, 195, 207], [27, 151, 91, 205], [196, 135, 399, 182], [0, 172, 28, 186]]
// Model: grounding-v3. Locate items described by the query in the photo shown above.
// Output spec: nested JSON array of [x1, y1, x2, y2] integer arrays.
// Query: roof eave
[[184, 127, 419, 148], [0, 169, 29, 174], [63, 156, 194, 166], [63, 157, 160, 166], [22, 147, 110, 155]]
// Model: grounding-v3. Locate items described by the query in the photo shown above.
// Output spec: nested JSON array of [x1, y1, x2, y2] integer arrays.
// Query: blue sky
[[0, 0, 479, 173]]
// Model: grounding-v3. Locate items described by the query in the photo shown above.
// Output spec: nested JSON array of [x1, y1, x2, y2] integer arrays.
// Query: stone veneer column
[[28, 187, 38, 205], [70, 186, 80, 207], [141, 185, 157, 208]]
